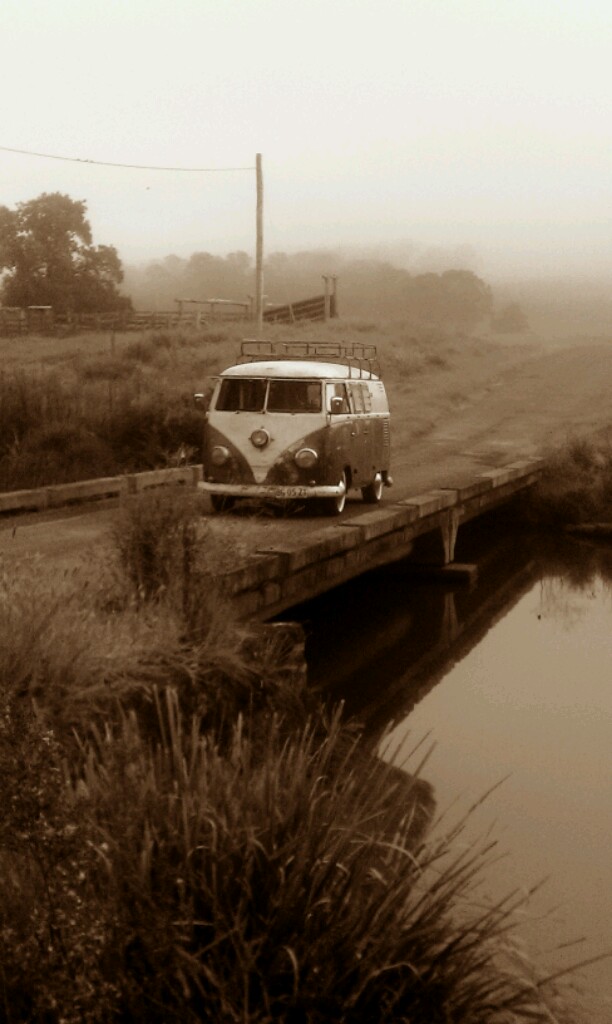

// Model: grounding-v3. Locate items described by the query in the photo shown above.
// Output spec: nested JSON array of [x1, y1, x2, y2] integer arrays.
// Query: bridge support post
[[409, 507, 461, 567], [441, 508, 460, 565]]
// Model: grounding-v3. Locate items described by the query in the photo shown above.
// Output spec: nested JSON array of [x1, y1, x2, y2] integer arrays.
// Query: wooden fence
[[0, 278, 339, 335], [263, 277, 339, 325], [0, 303, 251, 337]]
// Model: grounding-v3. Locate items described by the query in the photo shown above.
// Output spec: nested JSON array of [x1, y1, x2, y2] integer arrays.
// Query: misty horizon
[[3, 1, 612, 287]]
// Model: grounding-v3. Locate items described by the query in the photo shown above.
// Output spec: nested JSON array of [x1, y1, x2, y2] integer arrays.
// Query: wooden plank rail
[[0, 465, 203, 514]]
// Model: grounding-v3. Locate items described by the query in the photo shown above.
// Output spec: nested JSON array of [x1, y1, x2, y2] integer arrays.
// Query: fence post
[[331, 276, 339, 318], [323, 275, 331, 321]]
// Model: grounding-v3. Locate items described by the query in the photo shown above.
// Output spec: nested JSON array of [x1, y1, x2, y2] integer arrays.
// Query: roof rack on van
[[238, 340, 380, 378]]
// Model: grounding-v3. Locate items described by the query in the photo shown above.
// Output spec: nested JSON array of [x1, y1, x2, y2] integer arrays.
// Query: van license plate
[[271, 486, 312, 498]]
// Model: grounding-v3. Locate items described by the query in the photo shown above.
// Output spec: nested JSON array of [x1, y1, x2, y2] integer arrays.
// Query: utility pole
[[255, 153, 264, 335]]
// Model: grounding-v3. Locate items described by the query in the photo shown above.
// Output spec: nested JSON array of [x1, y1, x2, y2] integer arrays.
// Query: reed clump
[[529, 433, 612, 526], [0, 687, 589, 1023]]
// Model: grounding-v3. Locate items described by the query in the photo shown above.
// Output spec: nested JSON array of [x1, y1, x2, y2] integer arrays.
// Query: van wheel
[[362, 472, 384, 504], [321, 470, 347, 516], [210, 494, 235, 513]]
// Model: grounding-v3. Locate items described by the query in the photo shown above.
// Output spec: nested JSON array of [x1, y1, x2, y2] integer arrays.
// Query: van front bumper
[[201, 481, 345, 501]]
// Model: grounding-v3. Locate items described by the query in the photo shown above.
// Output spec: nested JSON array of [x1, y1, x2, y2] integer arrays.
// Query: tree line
[[125, 248, 495, 329], [1, 192, 527, 331]]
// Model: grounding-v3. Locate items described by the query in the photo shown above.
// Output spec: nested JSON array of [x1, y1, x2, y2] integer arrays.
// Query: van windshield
[[267, 380, 321, 413], [216, 378, 267, 412], [215, 377, 322, 413]]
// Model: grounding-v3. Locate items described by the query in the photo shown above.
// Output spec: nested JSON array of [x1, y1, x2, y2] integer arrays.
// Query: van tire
[[361, 472, 384, 504], [320, 470, 348, 516], [210, 494, 235, 513]]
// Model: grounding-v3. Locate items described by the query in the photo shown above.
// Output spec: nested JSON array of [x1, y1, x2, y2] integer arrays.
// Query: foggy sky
[[2, 0, 611, 279]]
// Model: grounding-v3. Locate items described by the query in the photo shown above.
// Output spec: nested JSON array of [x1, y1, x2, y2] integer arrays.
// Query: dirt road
[[389, 339, 612, 497], [2, 338, 612, 563]]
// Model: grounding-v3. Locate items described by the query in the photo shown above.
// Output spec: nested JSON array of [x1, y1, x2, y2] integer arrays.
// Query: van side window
[[216, 378, 267, 412], [347, 383, 372, 413], [326, 382, 350, 413], [348, 383, 364, 414]]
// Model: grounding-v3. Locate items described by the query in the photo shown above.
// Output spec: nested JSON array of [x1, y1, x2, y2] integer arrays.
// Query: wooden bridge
[[0, 458, 542, 619], [214, 459, 542, 619]]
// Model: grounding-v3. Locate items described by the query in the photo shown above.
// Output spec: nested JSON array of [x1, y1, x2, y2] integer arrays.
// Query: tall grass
[[0, 325, 240, 489], [0, 691, 594, 1023], [529, 433, 612, 526]]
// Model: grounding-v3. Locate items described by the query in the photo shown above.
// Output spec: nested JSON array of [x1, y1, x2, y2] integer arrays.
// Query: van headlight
[[294, 448, 318, 469], [250, 428, 270, 448], [210, 445, 231, 466]]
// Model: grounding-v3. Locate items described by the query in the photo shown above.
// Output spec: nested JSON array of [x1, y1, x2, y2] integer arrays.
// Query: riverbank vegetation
[[0, 485, 597, 1021], [0, 319, 525, 492], [529, 432, 612, 527]]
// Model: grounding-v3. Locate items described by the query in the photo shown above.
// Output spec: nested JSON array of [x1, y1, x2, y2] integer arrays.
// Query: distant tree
[[404, 269, 493, 329], [491, 302, 529, 333], [439, 270, 493, 327], [0, 192, 131, 312]]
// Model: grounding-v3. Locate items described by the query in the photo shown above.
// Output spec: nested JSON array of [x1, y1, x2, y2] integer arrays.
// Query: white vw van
[[199, 340, 392, 515]]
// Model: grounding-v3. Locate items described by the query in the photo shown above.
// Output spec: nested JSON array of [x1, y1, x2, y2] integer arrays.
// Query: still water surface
[[299, 533, 612, 1018]]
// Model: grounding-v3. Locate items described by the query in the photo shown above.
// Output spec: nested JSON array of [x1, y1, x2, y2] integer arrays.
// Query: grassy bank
[[0, 486, 597, 1021], [529, 432, 612, 527], [0, 320, 524, 491]]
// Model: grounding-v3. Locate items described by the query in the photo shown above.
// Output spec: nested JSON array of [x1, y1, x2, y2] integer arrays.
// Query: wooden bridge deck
[[215, 458, 543, 619]]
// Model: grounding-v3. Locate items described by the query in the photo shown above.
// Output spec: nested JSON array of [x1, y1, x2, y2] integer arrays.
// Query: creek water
[[295, 525, 612, 1021]]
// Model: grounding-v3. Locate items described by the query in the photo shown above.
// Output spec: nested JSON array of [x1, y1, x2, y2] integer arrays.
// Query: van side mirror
[[330, 396, 345, 415], [193, 393, 207, 409]]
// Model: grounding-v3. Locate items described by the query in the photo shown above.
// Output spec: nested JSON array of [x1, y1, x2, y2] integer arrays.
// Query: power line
[[0, 144, 255, 172]]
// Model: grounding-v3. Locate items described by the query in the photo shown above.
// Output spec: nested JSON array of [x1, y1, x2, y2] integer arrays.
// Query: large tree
[[404, 269, 493, 329], [0, 192, 131, 312]]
